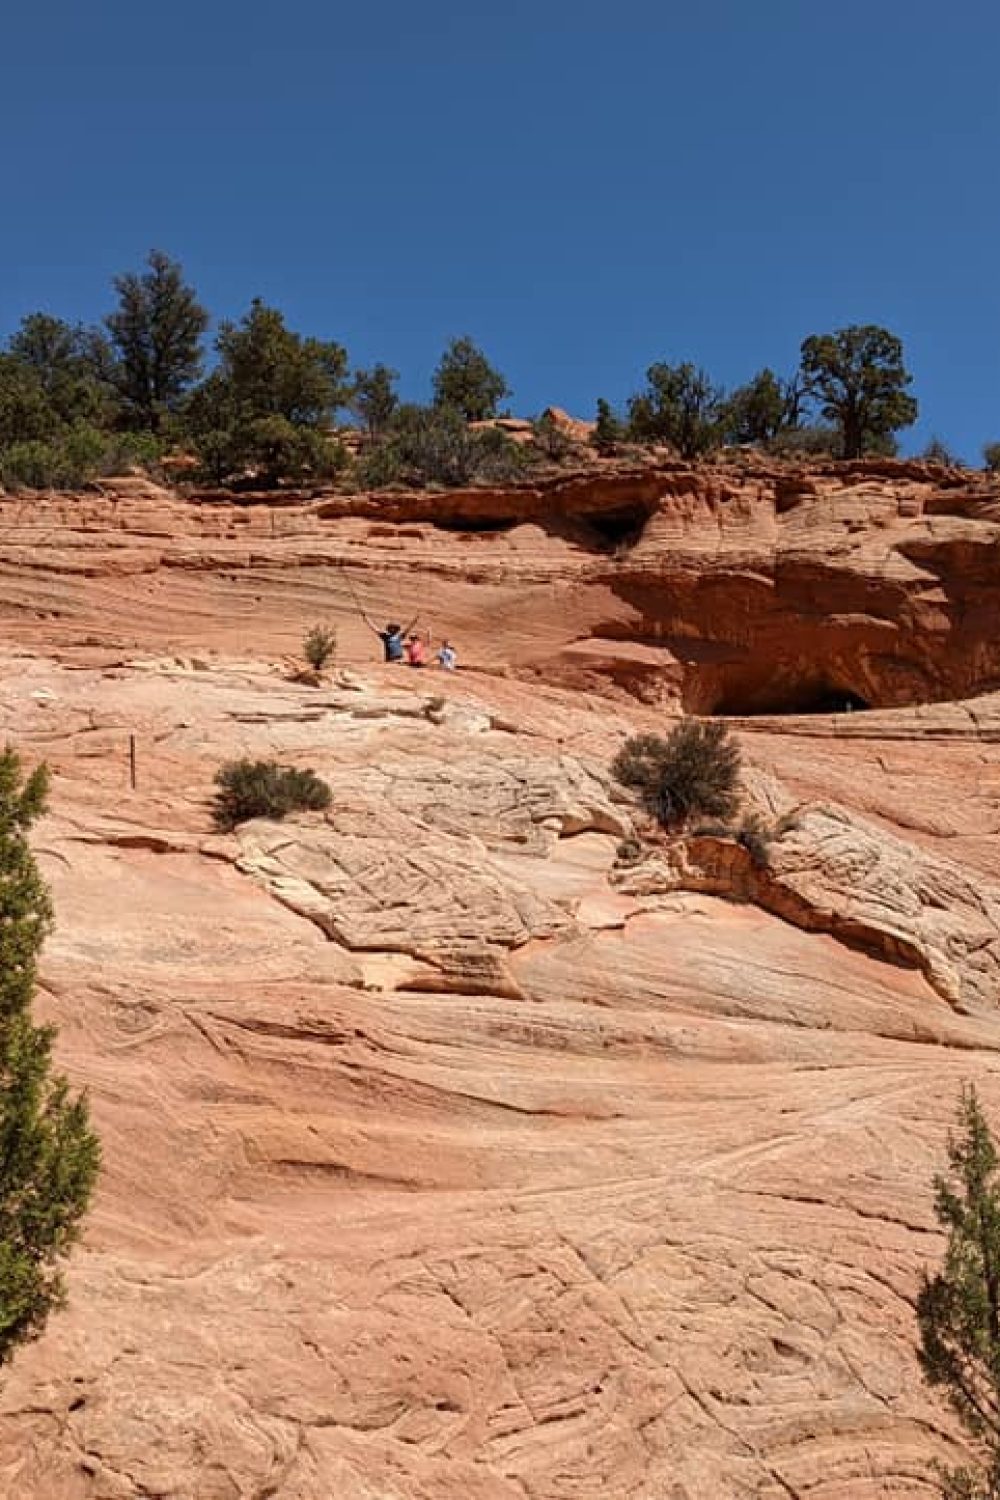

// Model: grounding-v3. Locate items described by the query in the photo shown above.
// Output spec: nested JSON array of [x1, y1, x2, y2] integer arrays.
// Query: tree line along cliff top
[[3, 249, 994, 499]]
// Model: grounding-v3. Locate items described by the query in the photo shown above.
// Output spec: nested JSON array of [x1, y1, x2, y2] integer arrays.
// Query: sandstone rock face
[[4, 457, 1000, 718], [1, 465, 1000, 1495]]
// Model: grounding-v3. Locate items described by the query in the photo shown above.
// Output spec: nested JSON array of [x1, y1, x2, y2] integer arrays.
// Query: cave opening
[[585, 504, 654, 550], [711, 685, 872, 718], [429, 516, 519, 535]]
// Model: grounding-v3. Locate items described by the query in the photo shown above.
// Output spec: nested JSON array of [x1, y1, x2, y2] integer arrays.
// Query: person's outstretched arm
[[360, 614, 380, 634]]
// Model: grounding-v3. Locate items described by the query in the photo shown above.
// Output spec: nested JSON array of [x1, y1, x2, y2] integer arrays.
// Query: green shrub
[[303, 624, 337, 673], [983, 442, 1000, 474], [767, 425, 840, 458], [0, 747, 99, 1368], [191, 417, 347, 488], [592, 398, 624, 457], [0, 440, 65, 490], [355, 439, 403, 489], [0, 425, 166, 491], [627, 362, 727, 459], [532, 412, 574, 463], [212, 759, 332, 831], [917, 1087, 1000, 1498], [355, 405, 528, 489], [922, 436, 961, 466], [611, 720, 741, 828]]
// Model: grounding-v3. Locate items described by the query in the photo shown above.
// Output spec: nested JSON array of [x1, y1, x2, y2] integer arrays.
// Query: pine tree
[[918, 1086, 1000, 1498], [432, 337, 510, 422], [185, 300, 349, 485], [0, 747, 99, 1366], [106, 250, 209, 432], [592, 398, 623, 456], [351, 364, 399, 440]]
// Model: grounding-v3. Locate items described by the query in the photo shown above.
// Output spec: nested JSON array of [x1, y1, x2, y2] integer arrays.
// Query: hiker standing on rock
[[362, 614, 418, 663], [404, 631, 429, 667]]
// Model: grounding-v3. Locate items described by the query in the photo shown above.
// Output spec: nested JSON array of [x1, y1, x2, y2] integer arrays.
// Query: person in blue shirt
[[363, 613, 418, 663]]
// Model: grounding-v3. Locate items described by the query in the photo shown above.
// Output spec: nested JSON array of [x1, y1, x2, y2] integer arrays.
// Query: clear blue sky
[[4, 0, 998, 458]]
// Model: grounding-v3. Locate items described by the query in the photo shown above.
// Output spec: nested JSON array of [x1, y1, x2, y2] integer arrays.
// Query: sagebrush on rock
[[611, 720, 741, 828], [212, 759, 332, 831], [303, 624, 337, 673]]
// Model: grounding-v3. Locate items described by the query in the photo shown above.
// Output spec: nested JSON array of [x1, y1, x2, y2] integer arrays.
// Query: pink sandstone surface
[[0, 459, 999, 1495]]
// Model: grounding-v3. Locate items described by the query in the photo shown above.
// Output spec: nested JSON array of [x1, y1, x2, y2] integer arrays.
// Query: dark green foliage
[[799, 325, 918, 459], [918, 1087, 1000, 1499], [532, 412, 574, 463], [0, 747, 99, 1367], [767, 424, 841, 458], [212, 759, 332, 831], [923, 437, 962, 466], [356, 404, 527, 489], [105, 250, 209, 432], [378, 404, 478, 486], [983, 444, 1000, 475], [611, 720, 741, 828], [8, 316, 116, 432], [351, 364, 399, 439], [432, 337, 510, 422], [355, 437, 404, 489], [213, 300, 348, 422], [592, 398, 624, 457], [303, 624, 337, 673], [0, 428, 164, 491], [627, 363, 727, 459], [0, 314, 144, 487], [722, 368, 800, 447], [0, 355, 56, 449], [186, 300, 349, 485]]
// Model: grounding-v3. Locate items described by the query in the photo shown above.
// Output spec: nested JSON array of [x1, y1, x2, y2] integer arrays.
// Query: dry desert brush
[[0, 747, 99, 1367], [212, 759, 332, 831], [303, 623, 337, 674], [611, 719, 741, 829]]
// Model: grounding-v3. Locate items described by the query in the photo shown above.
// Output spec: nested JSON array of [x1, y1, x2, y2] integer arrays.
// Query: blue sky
[[4, 0, 998, 458]]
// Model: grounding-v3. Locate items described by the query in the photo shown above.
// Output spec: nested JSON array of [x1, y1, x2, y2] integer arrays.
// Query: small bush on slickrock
[[303, 624, 337, 674], [212, 760, 332, 831], [611, 720, 741, 829]]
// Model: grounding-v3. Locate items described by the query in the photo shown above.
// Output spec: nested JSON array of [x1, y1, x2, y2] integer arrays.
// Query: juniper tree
[[432, 337, 510, 422], [0, 747, 99, 1366], [799, 324, 918, 460], [185, 300, 349, 485], [626, 362, 727, 460], [722, 368, 800, 447], [918, 1086, 1000, 1499], [592, 398, 624, 457], [351, 364, 399, 440], [106, 250, 209, 432]]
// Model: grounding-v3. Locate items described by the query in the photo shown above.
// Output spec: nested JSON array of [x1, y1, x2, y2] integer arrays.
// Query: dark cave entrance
[[584, 503, 655, 550], [711, 684, 872, 718]]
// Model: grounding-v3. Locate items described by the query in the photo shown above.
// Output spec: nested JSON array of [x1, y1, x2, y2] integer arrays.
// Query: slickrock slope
[[1, 461, 1000, 1496]]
